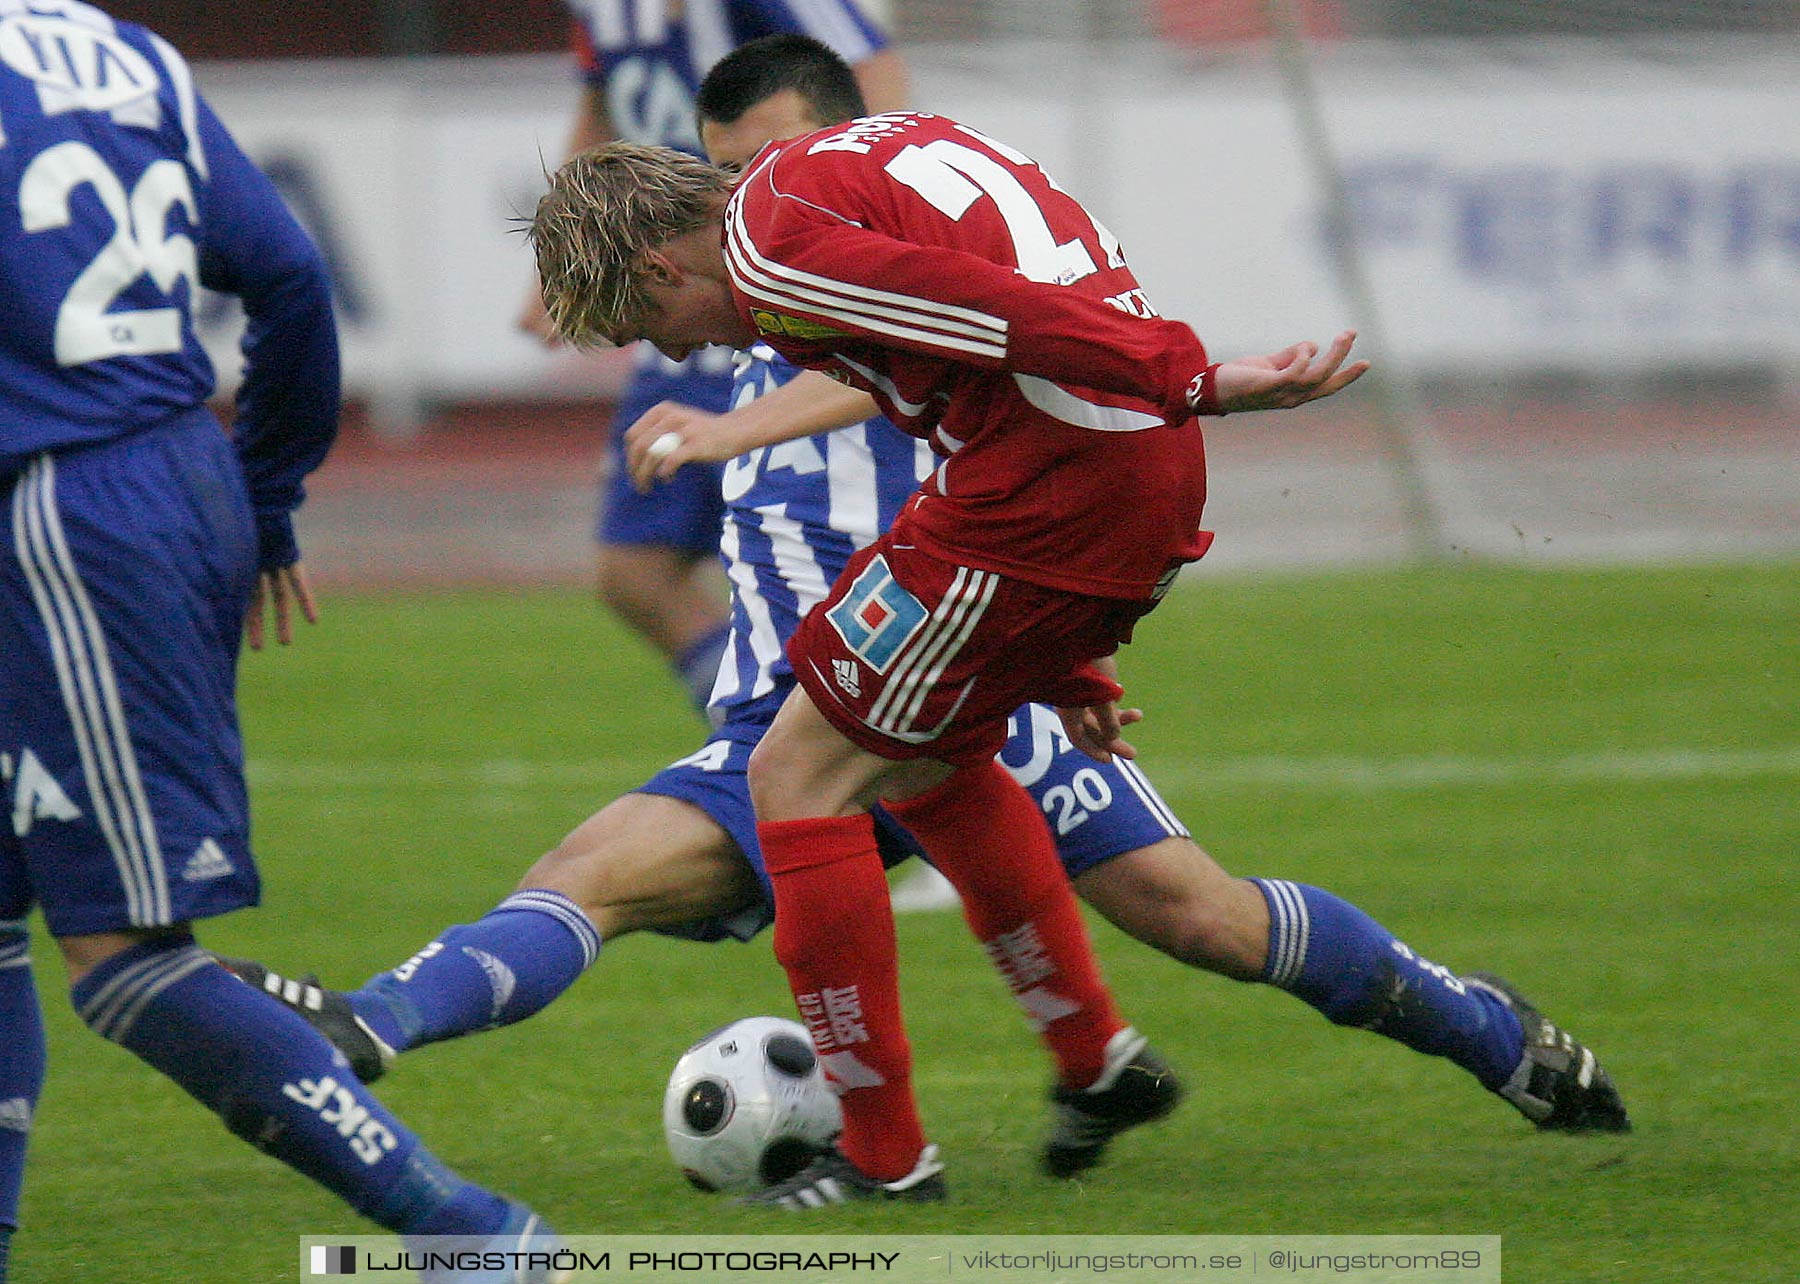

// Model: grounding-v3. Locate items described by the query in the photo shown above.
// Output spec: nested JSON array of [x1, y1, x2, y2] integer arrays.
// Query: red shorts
[[788, 537, 1154, 766]]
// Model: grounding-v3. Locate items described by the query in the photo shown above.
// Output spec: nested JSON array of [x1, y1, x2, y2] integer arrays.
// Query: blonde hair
[[529, 142, 735, 347]]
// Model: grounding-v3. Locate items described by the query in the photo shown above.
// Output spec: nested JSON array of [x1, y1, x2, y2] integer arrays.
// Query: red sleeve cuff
[[1185, 364, 1225, 417]]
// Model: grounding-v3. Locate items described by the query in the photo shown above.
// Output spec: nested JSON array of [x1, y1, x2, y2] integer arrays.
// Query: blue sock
[[674, 621, 731, 716], [350, 890, 600, 1053], [1252, 879, 1525, 1089], [70, 937, 515, 1234], [0, 919, 45, 1242]]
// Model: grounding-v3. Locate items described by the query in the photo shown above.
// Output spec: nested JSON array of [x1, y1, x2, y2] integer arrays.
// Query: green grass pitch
[[14, 560, 1798, 1282]]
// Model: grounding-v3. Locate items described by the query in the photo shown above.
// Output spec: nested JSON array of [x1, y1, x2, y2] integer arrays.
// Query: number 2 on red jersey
[[878, 123, 1129, 287]]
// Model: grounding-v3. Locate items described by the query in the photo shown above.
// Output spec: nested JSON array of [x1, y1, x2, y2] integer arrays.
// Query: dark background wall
[[104, 1, 571, 58], [105, 1, 1800, 60]]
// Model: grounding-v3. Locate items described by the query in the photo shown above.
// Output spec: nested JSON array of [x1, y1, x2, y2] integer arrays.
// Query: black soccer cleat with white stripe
[[214, 955, 396, 1085], [739, 1143, 947, 1210], [1463, 972, 1631, 1133], [1043, 1027, 1183, 1179]]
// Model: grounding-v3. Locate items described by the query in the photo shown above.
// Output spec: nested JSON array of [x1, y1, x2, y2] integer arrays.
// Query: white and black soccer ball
[[662, 1016, 841, 1194]]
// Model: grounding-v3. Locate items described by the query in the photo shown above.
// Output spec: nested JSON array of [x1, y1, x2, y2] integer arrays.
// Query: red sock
[[884, 760, 1124, 1089], [759, 813, 925, 1181]]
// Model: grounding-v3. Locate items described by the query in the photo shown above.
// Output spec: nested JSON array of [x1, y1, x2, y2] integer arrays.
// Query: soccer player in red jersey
[[530, 108, 1368, 1207]]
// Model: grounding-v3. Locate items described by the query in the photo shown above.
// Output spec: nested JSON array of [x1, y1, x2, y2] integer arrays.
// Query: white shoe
[[888, 863, 961, 913]]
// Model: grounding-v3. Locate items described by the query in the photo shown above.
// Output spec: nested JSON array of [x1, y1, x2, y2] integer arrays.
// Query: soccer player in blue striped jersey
[[0, 6, 560, 1275], [223, 35, 1626, 1195], [519, 0, 907, 717]]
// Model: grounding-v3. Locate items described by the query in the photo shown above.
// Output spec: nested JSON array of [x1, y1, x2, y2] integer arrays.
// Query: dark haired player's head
[[696, 35, 871, 169]]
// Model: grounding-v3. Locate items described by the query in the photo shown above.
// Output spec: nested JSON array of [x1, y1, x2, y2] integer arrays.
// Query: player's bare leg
[[593, 545, 725, 659], [524, 793, 761, 939], [593, 545, 730, 712], [747, 685, 949, 820], [1075, 837, 1627, 1132], [1074, 837, 1269, 980], [217, 793, 762, 1082]]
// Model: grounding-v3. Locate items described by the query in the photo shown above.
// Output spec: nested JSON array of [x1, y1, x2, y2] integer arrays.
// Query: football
[[662, 1016, 842, 1194]]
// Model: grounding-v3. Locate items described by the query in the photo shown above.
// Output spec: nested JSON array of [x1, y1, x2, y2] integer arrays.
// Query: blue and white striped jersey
[[0, 1, 338, 567], [567, 0, 887, 154], [708, 343, 934, 721]]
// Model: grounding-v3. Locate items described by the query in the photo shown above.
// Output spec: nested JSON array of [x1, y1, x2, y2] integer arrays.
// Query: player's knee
[[519, 839, 606, 911], [60, 927, 188, 993], [592, 549, 627, 595], [592, 551, 644, 613], [745, 737, 796, 820], [594, 545, 690, 614], [1178, 875, 1274, 978], [66, 933, 192, 1032], [1083, 854, 1269, 979], [515, 849, 656, 940], [1158, 895, 1266, 979]]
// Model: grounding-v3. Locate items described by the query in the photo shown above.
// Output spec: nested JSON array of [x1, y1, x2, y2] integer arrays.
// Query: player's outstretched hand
[[624, 401, 750, 491], [246, 562, 318, 651], [1212, 329, 1369, 413], [1057, 701, 1143, 765]]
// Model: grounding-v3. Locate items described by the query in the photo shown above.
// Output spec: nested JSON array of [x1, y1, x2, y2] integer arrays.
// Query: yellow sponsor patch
[[750, 309, 848, 341]]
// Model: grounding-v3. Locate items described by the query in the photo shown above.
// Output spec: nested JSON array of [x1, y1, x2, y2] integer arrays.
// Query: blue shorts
[[638, 700, 1189, 942], [0, 412, 261, 935], [596, 350, 735, 557]]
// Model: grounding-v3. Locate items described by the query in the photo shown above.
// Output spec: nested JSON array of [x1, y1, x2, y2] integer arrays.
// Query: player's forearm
[[999, 294, 1218, 419], [851, 49, 909, 115], [627, 369, 878, 487], [233, 263, 341, 569], [884, 253, 1218, 420], [201, 103, 343, 568], [561, 85, 615, 160], [732, 222, 1215, 421], [736, 369, 879, 445]]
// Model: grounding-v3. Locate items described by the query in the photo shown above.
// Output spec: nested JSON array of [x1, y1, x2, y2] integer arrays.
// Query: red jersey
[[723, 111, 1216, 600]]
